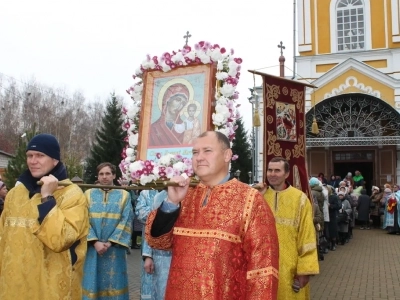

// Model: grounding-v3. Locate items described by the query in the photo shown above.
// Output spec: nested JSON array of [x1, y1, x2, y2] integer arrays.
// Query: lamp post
[[248, 171, 252, 185], [248, 88, 260, 184], [234, 170, 241, 181]]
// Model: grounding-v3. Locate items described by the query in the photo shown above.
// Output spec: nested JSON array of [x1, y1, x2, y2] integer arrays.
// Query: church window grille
[[336, 0, 365, 51], [306, 94, 400, 139]]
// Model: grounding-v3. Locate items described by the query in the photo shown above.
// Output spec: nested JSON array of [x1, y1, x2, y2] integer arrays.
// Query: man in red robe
[[145, 131, 279, 299]]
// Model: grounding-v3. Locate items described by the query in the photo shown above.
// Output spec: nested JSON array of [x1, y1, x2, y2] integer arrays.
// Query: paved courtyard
[[127, 227, 400, 299]]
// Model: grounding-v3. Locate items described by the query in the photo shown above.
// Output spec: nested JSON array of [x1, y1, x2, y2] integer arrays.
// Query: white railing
[[306, 136, 400, 147]]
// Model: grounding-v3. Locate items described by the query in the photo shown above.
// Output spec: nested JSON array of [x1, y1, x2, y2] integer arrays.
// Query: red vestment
[[146, 179, 279, 300]]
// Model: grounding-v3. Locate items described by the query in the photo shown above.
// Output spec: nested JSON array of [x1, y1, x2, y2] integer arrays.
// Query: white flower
[[159, 154, 174, 166], [215, 103, 230, 117], [140, 174, 157, 185], [135, 68, 142, 76], [152, 166, 160, 178], [161, 63, 171, 72], [126, 147, 135, 157], [129, 134, 138, 147], [185, 51, 195, 60], [211, 50, 223, 61], [173, 161, 186, 172], [212, 113, 226, 126], [216, 127, 229, 136], [219, 84, 235, 97], [135, 84, 143, 92], [217, 61, 224, 70], [216, 72, 228, 80], [126, 105, 140, 119], [124, 156, 134, 163], [142, 59, 155, 69], [216, 96, 229, 105], [228, 60, 238, 71], [172, 52, 184, 63], [129, 161, 144, 173], [198, 53, 211, 64]]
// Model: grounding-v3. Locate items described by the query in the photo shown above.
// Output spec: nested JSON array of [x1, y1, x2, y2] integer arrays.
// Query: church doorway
[[333, 162, 373, 195]]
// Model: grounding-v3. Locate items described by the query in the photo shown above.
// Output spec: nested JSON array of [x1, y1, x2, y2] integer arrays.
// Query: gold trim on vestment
[[5, 217, 36, 228], [116, 223, 131, 233], [275, 217, 299, 228], [64, 224, 76, 245], [173, 227, 241, 243], [300, 242, 317, 255], [89, 213, 121, 219], [247, 266, 279, 280], [82, 286, 129, 298], [240, 189, 256, 239]]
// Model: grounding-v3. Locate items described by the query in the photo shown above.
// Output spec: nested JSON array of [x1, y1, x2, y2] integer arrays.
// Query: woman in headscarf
[[337, 191, 352, 245], [369, 186, 383, 228]]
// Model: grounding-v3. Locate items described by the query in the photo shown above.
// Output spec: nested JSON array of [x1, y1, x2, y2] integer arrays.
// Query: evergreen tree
[[4, 127, 38, 188], [231, 118, 253, 184], [84, 93, 125, 183]]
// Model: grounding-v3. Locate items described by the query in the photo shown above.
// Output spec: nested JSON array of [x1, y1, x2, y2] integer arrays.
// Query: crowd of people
[[1, 131, 400, 299], [310, 171, 400, 263]]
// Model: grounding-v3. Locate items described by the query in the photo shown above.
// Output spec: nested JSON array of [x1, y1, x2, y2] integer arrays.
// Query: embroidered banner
[[250, 71, 314, 199]]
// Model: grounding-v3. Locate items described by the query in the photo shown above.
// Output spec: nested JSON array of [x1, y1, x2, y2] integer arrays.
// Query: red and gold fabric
[[250, 70, 313, 199], [146, 179, 279, 300]]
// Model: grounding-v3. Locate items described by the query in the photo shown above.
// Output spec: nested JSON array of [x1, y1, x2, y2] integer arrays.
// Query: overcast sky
[[1, 0, 296, 130]]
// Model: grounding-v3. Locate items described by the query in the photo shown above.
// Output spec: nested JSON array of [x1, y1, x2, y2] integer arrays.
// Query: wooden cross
[[183, 31, 192, 46], [278, 41, 285, 56]]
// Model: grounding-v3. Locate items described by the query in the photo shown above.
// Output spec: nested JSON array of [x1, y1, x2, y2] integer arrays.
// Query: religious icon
[[138, 64, 215, 160], [149, 80, 191, 146], [182, 100, 202, 144], [276, 102, 297, 142]]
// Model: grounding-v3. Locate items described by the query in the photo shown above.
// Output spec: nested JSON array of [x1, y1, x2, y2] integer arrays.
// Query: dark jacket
[[357, 189, 371, 222], [328, 194, 341, 238], [311, 185, 324, 216]]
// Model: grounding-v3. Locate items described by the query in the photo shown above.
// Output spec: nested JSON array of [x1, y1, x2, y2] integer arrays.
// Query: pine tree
[[4, 127, 38, 188], [84, 93, 125, 183], [231, 118, 253, 184]]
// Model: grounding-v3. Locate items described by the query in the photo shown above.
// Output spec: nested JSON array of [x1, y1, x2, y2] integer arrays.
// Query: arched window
[[330, 0, 370, 53], [337, 0, 364, 51]]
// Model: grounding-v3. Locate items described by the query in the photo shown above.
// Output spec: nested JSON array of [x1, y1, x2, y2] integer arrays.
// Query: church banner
[[250, 70, 315, 198]]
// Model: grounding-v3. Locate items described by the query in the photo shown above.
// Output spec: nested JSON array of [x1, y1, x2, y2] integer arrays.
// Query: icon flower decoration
[[120, 41, 241, 184]]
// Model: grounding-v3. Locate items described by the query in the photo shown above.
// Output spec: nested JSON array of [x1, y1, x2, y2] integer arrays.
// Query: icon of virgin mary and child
[[149, 82, 201, 147]]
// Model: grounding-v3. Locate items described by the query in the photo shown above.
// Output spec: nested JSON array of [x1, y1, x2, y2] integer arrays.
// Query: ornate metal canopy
[[306, 93, 400, 147]]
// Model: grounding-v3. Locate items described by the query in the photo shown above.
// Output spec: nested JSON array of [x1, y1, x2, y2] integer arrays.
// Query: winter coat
[[357, 189, 371, 222], [338, 199, 352, 233], [370, 192, 383, 216], [311, 185, 324, 217], [328, 194, 340, 238], [321, 186, 330, 222]]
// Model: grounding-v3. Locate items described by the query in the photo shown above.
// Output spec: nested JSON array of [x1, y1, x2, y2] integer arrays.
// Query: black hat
[[26, 134, 60, 160]]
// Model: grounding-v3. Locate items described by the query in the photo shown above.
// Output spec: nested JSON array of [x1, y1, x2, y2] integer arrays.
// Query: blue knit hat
[[309, 177, 320, 186], [26, 134, 61, 160]]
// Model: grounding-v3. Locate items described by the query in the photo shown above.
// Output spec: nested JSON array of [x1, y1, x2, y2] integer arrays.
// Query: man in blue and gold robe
[[82, 162, 133, 300]]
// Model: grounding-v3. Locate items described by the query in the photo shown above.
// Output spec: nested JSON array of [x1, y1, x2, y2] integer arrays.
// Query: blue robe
[[82, 188, 133, 300], [136, 190, 172, 300]]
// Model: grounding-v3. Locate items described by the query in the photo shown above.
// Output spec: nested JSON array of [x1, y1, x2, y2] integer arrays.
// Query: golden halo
[[182, 100, 201, 118], [157, 78, 194, 111]]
